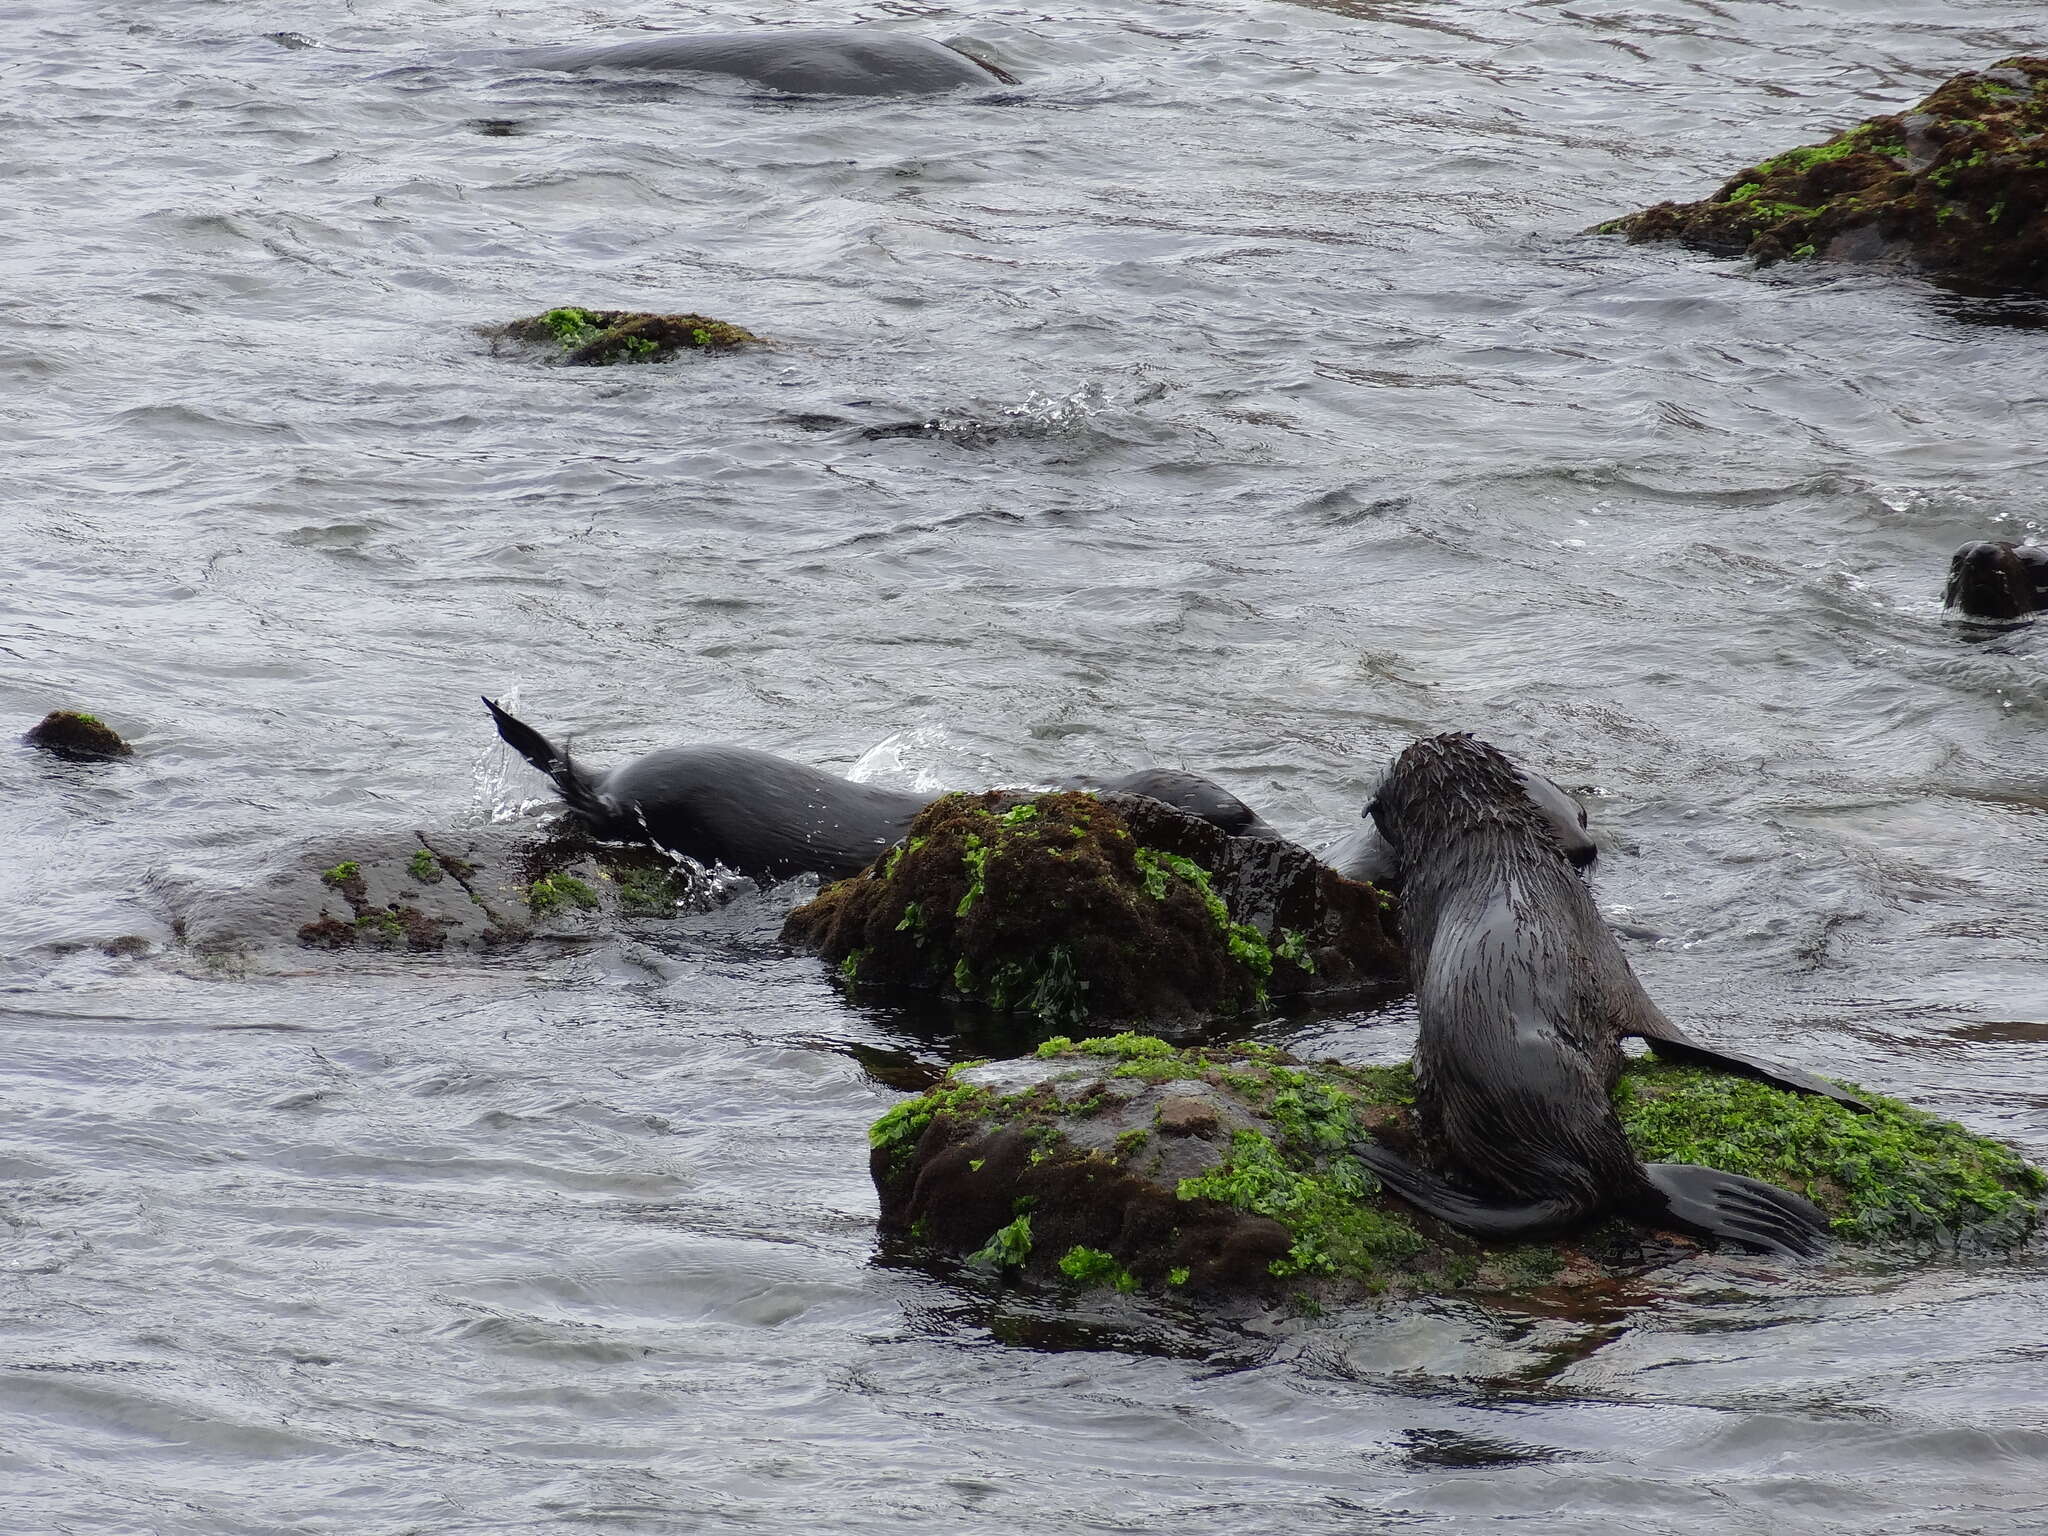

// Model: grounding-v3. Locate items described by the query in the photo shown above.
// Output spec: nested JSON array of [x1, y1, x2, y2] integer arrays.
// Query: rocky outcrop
[[24, 710, 133, 761], [781, 790, 1405, 1031], [492, 307, 759, 365], [873, 1037, 2045, 1307], [1598, 58, 2048, 292], [167, 823, 707, 964]]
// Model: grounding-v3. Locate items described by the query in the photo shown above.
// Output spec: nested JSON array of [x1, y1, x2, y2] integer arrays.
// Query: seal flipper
[[1639, 1163, 1828, 1257], [481, 697, 613, 827], [1639, 1036, 1869, 1111], [1351, 1143, 1585, 1240]]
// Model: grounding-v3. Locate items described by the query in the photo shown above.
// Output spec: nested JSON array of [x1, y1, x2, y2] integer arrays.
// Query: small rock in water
[[25, 710, 133, 761]]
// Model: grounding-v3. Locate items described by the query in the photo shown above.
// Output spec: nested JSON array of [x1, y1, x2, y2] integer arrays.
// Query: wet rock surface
[[1598, 57, 2048, 292], [874, 1038, 2047, 1307], [781, 790, 1405, 1032], [24, 710, 133, 761], [166, 822, 704, 964], [491, 307, 759, 365]]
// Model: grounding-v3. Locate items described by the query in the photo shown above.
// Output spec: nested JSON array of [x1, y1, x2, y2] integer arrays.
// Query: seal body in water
[[486, 702, 1280, 880], [504, 29, 1018, 96], [1945, 538, 2048, 621], [1321, 763, 1594, 886], [486, 699, 931, 880], [1351, 732, 1863, 1256]]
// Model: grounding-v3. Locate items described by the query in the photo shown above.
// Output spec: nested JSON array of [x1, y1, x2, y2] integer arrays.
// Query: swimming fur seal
[[504, 29, 1018, 96], [1321, 764, 1594, 886], [1945, 538, 2048, 621], [1350, 732, 1864, 1257], [485, 698, 930, 880], [485, 702, 1278, 881]]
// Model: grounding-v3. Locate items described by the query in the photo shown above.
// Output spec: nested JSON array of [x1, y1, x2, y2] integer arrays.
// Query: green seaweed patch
[[322, 861, 361, 886], [1058, 1245, 1139, 1292], [969, 1214, 1033, 1270], [527, 872, 599, 916], [1617, 1060, 2045, 1247], [407, 848, 442, 884], [613, 862, 683, 916], [1179, 1129, 1424, 1281]]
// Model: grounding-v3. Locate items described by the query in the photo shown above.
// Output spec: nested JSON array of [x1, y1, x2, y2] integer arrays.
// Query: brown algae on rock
[[1596, 57, 2048, 291], [496, 306, 759, 366], [872, 1037, 2044, 1305], [782, 790, 1404, 1032], [25, 710, 133, 761]]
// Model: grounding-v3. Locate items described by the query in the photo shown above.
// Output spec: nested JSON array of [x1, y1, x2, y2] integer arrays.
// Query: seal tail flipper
[[1640, 1163, 1829, 1258], [481, 697, 611, 825], [1351, 1143, 1584, 1241], [1637, 1033, 1870, 1112]]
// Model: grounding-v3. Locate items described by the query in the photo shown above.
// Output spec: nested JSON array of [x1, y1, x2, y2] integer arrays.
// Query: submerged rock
[[494, 307, 759, 366], [1597, 58, 2048, 293], [24, 710, 133, 761], [170, 823, 707, 964], [873, 1037, 2045, 1306], [781, 790, 1404, 1032]]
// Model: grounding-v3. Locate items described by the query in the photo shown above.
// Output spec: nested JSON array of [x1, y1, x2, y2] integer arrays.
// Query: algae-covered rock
[[167, 822, 707, 965], [495, 306, 759, 365], [25, 710, 133, 761], [872, 1037, 2044, 1306], [782, 790, 1404, 1032], [1597, 57, 2048, 292]]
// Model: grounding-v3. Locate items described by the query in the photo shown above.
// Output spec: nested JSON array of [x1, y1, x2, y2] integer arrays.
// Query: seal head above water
[[1351, 732, 1862, 1256], [1945, 538, 2047, 622], [504, 29, 1018, 96]]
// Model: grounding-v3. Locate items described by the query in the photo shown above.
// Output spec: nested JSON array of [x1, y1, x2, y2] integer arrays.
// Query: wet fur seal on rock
[[1351, 732, 1864, 1257], [503, 29, 1018, 96], [1945, 538, 2048, 622], [1321, 764, 1594, 887], [1062, 766, 1286, 842]]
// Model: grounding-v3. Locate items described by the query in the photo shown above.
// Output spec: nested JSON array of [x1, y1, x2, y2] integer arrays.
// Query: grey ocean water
[[3, 0, 2046, 1530]]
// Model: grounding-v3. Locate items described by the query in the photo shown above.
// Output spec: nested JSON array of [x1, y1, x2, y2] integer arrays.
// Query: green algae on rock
[[782, 790, 1404, 1033], [1595, 57, 2048, 292], [495, 306, 759, 366], [872, 1038, 2043, 1306], [24, 710, 133, 761]]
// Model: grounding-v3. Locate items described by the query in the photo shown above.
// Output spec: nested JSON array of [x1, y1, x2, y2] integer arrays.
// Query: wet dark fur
[[485, 702, 1277, 882], [1945, 539, 2048, 622], [485, 699, 929, 880], [1356, 733, 1860, 1255], [1322, 764, 1593, 888]]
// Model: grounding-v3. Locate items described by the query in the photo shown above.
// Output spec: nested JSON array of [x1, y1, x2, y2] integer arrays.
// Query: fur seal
[[485, 699, 930, 880], [504, 29, 1018, 96], [1321, 764, 1594, 886], [485, 704, 1280, 881], [1945, 538, 2048, 621], [1350, 732, 1863, 1257]]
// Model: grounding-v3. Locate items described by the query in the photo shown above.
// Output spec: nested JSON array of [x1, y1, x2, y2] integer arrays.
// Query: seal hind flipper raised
[[481, 697, 613, 827], [1640, 1163, 1829, 1257], [1351, 1142, 1586, 1241]]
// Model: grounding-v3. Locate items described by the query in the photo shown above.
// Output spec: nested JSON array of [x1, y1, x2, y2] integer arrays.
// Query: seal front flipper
[[1639, 1163, 1828, 1257], [481, 697, 613, 827], [1351, 1143, 1584, 1240]]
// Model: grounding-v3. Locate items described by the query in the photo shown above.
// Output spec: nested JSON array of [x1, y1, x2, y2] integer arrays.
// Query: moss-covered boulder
[[25, 710, 132, 761], [872, 1037, 2044, 1307], [494, 306, 759, 365], [166, 822, 709, 968], [782, 790, 1404, 1032], [1597, 57, 2048, 292]]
